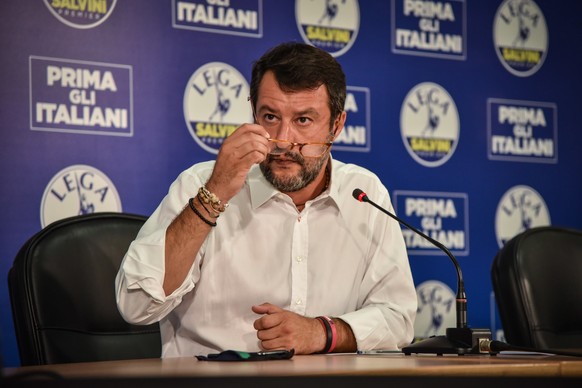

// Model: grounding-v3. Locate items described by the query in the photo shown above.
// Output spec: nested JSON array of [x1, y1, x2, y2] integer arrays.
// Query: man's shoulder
[[169, 160, 216, 186], [332, 159, 380, 181], [183, 160, 216, 176], [330, 158, 390, 203]]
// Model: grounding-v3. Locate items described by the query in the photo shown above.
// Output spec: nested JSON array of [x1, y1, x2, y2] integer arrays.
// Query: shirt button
[[295, 299, 302, 305], [296, 256, 303, 262]]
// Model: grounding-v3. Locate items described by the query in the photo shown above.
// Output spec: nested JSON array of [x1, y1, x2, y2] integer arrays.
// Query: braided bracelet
[[188, 197, 217, 227]]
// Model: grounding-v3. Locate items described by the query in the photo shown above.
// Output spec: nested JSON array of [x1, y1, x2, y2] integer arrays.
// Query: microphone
[[352, 188, 493, 355]]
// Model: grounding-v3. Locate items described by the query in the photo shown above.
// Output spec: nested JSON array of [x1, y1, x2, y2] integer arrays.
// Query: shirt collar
[[327, 155, 341, 207], [248, 165, 278, 209]]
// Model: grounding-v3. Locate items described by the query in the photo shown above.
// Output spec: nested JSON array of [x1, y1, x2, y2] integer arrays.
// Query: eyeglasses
[[267, 138, 332, 158], [249, 98, 333, 158]]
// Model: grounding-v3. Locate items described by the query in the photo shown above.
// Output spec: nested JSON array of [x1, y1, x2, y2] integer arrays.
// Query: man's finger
[[251, 303, 282, 315]]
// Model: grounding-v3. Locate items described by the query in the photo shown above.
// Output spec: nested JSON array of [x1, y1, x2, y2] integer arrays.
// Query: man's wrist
[[198, 185, 229, 213], [330, 317, 358, 353], [316, 316, 337, 353]]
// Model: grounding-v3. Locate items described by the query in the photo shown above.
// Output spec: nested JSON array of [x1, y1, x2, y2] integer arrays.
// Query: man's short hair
[[250, 42, 347, 126]]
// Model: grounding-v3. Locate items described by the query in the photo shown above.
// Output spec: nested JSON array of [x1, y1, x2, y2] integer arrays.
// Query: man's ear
[[332, 111, 347, 139]]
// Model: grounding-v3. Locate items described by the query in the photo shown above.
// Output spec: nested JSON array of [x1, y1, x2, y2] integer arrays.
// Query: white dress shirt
[[116, 157, 417, 357]]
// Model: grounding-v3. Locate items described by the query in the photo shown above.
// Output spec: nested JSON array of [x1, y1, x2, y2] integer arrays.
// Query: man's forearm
[[163, 199, 213, 295]]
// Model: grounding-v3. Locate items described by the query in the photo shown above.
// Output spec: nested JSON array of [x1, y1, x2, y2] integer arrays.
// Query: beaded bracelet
[[198, 186, 228, 213], [197, 192, 220, 218], [188, 197, 217, 227]]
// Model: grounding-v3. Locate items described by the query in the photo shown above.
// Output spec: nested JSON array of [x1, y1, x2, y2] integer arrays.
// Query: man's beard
[[260, 151, 329, 192]]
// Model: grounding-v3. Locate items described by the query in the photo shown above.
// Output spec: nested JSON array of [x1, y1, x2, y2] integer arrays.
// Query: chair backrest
[[491, 226, 582, 350], [8, 212, 161, 365]]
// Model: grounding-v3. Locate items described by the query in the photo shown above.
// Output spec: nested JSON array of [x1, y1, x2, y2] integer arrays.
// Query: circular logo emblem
[[43, 0, 117, 29], [40, 165, 122, 228], [183, 62, 251, 155], [400, 82, 460, 167], [493, 0, 548, 77], [414, 280, 456, 339], [295, 0, 360, 57], [495, 185, 551, 247]]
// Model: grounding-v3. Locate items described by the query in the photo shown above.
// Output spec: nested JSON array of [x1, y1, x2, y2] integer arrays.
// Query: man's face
[[255, 71, 338, 193]]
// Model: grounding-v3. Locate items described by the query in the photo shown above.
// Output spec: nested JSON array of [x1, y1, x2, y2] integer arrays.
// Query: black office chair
[[491, 226, 582, 350], [8, 212, 161, 365]]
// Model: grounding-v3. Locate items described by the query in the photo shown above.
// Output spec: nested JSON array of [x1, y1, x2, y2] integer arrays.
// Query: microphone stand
[[353, 189, 493, 355]]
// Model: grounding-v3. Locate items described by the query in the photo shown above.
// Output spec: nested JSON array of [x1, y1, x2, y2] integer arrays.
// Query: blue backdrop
[[1, 0, 581, 366]]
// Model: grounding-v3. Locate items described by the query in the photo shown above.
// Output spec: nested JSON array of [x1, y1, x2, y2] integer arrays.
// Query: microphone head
[[352, 188, 368, 202]]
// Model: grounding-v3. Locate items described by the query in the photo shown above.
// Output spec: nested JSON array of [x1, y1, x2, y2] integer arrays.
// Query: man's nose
[[274, 119, 292, 140]]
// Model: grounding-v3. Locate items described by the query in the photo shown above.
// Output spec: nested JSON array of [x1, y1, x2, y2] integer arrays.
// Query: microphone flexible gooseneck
[[353, 188, 467, 329], [352, 188, 492, 355]]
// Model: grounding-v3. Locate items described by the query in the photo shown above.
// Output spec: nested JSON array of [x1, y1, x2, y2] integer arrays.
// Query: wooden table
[[4, 352, 582, 387]]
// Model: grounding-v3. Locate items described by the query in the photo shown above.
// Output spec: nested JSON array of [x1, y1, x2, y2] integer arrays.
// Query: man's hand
[[252, 303, 326, 354], [206, 123, 269, 203]]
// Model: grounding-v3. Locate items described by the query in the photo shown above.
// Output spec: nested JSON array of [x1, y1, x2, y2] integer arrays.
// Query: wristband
[[189, 197, 217, 227], [316, 316, 337, 353]]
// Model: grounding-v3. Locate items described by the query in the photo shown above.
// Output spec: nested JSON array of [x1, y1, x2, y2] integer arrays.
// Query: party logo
[[44, 0, 117, 29], [41, 165, 122, 227], [295, 0, 360, 57], [183, 62, 251, 154], [493, 0, 548, 77], [400, 82, 459, 167], [495, 185, 551, 247], [414, 280, 456, 339]]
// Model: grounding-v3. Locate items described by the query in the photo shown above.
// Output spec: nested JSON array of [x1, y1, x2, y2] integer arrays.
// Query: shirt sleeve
[[338, 184, 417, 351], [115, 163, 212, 325]]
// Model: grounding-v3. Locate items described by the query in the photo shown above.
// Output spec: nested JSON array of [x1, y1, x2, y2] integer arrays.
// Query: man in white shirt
[[116, 42, 417, 357]]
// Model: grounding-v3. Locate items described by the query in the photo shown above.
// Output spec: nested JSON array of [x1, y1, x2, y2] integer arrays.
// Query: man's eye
[[297, 117, 311, 125]]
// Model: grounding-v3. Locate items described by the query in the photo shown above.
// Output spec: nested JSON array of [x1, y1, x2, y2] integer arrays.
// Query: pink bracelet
[[317, 316, 337, 353]]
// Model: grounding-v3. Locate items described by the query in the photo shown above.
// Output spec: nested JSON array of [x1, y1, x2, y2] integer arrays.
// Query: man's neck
[[286, 162, 330, 210]]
